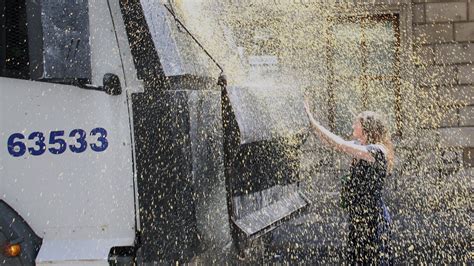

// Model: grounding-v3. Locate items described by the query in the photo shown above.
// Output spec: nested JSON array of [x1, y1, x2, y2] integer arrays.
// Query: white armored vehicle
[[0, 0, 309, 264]]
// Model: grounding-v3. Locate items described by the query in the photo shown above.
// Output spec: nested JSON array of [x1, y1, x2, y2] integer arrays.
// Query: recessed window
[[327, 14, 401, 137], [0, 0, 30, 79]]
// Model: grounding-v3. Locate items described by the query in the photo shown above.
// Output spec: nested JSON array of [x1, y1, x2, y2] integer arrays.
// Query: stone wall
[[412, 0, 474, 169]]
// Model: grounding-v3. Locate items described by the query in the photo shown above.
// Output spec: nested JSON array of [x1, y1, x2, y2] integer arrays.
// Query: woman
[[304, 100, 393, 264]]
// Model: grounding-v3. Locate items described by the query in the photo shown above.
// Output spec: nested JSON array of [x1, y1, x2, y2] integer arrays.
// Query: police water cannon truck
[[0, 0, 309, 264]]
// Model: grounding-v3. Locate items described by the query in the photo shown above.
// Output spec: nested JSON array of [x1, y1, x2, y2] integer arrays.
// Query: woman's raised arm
[[303, 100, 375, 162]]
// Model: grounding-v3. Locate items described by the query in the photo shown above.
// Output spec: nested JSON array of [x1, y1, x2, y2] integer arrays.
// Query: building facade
[[211, 0, 472, 262]]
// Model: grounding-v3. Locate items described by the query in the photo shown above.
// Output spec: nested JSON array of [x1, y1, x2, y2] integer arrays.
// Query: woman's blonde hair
[[357, 111, 395, 173]]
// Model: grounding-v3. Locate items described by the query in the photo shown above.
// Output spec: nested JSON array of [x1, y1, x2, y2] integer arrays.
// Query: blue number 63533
[[7, 128, 109, 157]]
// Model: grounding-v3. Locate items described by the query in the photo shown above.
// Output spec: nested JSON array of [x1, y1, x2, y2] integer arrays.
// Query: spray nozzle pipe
[[163, 4, 224, 74], [217, 72, 227, 88]]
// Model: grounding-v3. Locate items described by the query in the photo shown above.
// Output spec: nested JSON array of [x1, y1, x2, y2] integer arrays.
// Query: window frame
[[326, 13, 404, 138]]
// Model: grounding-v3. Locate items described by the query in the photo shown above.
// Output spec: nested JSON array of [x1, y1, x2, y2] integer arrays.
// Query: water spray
[[163, 3, 227, 88]]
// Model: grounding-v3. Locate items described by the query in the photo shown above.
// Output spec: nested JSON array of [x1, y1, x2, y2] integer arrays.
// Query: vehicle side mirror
[[103, 73, 122, 96]]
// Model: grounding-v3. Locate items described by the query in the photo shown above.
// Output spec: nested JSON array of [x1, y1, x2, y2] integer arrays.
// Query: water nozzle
[[217, 72, 227, 87]]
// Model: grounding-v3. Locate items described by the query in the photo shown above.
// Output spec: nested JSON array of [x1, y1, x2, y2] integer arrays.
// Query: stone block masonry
[[470, 1, 474, 21], [457, 64, 474, 84], [413, 0, 473, 168], [425, 2, 467, 22], [413, 4, 425, 23], [459, 105, 474, 126], [434, 43, 474, 64], [454, 22, 474, 41], [414, 23, 454, 44]]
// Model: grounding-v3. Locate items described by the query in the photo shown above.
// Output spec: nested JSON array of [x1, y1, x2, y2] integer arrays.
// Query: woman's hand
[[303, 98, 318, 127], [303, 98, 311, 117]]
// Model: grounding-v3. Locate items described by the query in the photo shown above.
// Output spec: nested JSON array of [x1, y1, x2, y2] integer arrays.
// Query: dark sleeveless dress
[[346, 145, 392, 264]]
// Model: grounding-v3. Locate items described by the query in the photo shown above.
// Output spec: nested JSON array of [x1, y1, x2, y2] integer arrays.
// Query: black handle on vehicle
[[76, 73, 122, 96], [102, 73, 122, 96]]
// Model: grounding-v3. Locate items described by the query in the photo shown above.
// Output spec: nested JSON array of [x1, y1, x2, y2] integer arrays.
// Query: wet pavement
[[260, 170, 472, 264], [213, 151, 473, 264], [194, 151, 472, 264]]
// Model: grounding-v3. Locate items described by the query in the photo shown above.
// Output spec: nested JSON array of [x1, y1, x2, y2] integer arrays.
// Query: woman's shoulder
[[366, 144, 388, 160], [367, 144, 387, 153]]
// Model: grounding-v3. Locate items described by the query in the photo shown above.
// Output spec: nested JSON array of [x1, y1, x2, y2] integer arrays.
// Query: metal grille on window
[[0, 0, 30, 79]]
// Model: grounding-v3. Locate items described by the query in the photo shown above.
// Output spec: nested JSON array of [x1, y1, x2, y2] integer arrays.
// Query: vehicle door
[[0, 0, 137, 263]]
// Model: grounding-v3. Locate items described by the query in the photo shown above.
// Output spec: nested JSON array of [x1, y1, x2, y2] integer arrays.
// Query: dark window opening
[[0, 0, 30, 79]]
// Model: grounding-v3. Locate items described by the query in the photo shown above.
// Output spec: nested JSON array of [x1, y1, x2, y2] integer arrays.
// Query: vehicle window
[[1, 0, 91, 84], [0, 0, 30, 79]]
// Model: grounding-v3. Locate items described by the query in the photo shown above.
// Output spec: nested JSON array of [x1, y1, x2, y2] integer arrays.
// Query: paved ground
[[195, 189, 471, 264], [195, 151, 472, 264], [263, 194, 471, 264], [257, 170, 473, 264], [221, 155, 473, 264]]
